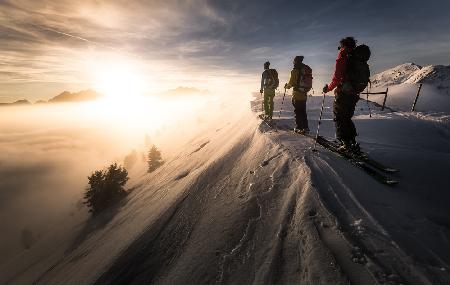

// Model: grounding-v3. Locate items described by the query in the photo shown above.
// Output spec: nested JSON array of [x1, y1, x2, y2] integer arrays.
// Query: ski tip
[[385, 180, 399, 186]]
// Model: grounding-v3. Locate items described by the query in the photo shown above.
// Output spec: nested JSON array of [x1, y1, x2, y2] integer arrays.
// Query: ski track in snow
[[217, 195, 263, 284]]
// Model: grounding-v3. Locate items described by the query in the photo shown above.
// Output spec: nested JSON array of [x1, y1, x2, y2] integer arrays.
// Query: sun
[[94, 65, 147, 101], [85, 61, 161, 126]]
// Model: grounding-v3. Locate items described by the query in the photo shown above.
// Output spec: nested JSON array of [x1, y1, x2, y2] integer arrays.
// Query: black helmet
[[293, 56, 304, 68], [339, 37, 357, 49], [294, 55, 304, 64], [264, 61, 270, 69]]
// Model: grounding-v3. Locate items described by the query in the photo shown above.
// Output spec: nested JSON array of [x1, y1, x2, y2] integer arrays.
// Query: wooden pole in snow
[[381, 87, 389, 111], [411, 83, 423, 112]]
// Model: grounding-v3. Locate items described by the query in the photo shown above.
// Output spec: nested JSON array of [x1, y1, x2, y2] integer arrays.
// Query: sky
[[1, 0, 450, 102]]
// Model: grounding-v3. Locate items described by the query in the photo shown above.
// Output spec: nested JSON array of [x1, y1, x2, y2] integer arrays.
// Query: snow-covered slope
[[2, 92, 450, 285], [404, 65, 450, 90], [0, 98, 354, 285], [371, 63, 450, 90], [370, 63, 450, 112], [371, 63, 422, 88]]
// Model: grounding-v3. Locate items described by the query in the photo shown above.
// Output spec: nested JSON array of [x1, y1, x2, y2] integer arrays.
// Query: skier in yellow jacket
[[284, 56, 311, 134]]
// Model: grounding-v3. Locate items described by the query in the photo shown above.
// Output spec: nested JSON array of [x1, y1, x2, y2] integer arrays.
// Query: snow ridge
[[371, 63, 422, 87], [404, 65, 450, 90], [371, 63, 450, 91]]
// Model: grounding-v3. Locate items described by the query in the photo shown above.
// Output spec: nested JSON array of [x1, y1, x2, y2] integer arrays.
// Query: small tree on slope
[[148, 145, 164, 173], [84, 163, 129, 214]]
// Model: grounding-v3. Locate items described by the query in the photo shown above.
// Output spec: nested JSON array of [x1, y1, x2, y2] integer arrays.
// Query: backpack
[[346, 45, 371, 93], [266, 69, 279, 89], [295, 64, 313, 92]]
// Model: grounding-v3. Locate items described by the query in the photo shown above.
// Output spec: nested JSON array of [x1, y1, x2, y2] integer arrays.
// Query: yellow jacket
[[286, 69, 307, 101]]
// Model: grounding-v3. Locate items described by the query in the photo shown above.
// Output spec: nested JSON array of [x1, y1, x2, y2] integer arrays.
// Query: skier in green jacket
[[260, 61, 279, 120]]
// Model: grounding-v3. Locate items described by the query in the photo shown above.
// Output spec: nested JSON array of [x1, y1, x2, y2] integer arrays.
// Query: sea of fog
[[0, 94, 233, 265]]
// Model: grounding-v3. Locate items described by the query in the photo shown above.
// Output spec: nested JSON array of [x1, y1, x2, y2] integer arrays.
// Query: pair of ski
[[257, 116, 399, 185], [302, 132, 399, 185], [258, 114, 277, 131]]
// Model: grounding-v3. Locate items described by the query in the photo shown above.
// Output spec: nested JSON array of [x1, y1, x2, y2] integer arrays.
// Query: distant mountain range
[[0, 89, 102, 106], [371, 63, 450, 91], [47, 89, 102, 103], [161, 86, 210, 96], [0, 86, 210, 106], [0, 99, 32, 106]]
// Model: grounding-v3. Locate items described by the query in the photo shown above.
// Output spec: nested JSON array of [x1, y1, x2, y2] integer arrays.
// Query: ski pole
[[313, 92, 326, 152], [366, 82, 372, 118], [278, 87, 287, 120], [261, 91, 264, 114]]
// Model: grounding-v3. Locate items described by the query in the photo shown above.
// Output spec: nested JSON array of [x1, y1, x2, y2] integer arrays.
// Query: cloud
[[0, 89, 224, 266], [1, 0, 450, 99], [0, 105, 148, 265]]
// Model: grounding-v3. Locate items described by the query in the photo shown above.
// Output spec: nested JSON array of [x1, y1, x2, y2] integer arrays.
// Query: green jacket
[[286, 69, 307, 101]]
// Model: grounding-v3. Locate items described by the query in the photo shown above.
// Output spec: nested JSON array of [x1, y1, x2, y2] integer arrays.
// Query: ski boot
[[294, 127, 308, 135], [349, 140, 361, 155], [338, 140, 361, 155], [337, 140, 352, 153]]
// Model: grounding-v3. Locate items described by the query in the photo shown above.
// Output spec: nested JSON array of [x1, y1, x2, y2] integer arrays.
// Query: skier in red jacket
[[323, 37, 360, 152]]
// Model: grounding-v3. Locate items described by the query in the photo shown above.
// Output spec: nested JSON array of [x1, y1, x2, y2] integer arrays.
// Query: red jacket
[[327, 47, 352, 93]]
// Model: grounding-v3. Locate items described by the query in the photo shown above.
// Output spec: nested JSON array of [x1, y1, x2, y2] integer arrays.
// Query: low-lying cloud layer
[[0, 93, 229, 265], [0, 101, 159, 264], [0, 113, 131, 265]]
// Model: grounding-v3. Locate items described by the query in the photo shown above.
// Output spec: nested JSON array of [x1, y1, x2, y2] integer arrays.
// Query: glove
[[284, 83, 288, 89], [323, 84, 328, 93], [259, 89, 263, 94]]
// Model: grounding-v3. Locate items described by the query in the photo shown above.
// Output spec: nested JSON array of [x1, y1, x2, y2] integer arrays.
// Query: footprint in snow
[[190, 141, 210, 155], [260, 153, 282, 167], [174, 170, 190, 180]]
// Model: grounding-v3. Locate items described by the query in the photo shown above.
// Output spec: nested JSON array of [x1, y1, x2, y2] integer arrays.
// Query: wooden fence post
[[411, 83, 423, 112], [381, 87, 388, 111]]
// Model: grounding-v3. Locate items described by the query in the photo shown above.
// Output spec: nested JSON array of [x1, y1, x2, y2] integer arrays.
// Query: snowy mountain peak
[[371, 63, 422, 88], [371, 63, 450, 91], [404, 65, 450, 89]]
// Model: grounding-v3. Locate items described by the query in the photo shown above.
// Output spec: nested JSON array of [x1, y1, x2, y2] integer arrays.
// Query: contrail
[[36, 25, 122, 53], [44, 27, 97, 45], [31, 24, 149, 62]]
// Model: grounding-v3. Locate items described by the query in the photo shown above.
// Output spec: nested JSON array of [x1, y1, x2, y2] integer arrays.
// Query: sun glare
[[81, 57, 207, 134], [85, 60, 160, 129], [94, 66, 147, 100]]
